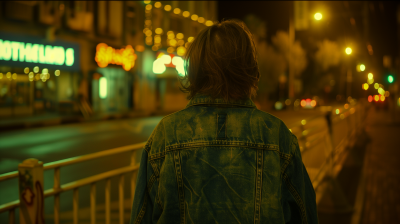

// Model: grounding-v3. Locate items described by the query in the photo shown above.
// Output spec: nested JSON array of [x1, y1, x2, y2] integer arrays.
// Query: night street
[[0, 108, 329, 223], [1, 1, 400, 224]]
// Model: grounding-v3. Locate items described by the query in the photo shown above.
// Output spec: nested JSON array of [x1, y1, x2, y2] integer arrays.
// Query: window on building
[[126, 5, 137, 36]]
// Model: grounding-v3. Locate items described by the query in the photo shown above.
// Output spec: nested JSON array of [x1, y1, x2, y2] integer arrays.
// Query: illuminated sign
[[99, 77, 107, 99], [0, 32, 80, 71], [95, 43, 137, 71], [153, 52, 185, 76]]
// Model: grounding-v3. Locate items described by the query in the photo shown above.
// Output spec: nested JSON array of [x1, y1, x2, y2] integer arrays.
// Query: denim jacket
[[130, 94, 318, 224]]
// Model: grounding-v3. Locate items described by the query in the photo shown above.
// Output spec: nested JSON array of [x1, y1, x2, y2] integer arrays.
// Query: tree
[[311, 39, 342, 98], [244, 15, 308, 109], [315, 39, 341, 72]]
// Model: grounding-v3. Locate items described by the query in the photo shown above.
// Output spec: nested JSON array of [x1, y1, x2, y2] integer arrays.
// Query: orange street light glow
[[95, 43, 137, 71]]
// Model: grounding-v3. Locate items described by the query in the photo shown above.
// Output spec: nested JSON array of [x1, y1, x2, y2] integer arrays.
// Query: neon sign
[[95, 43, 137, 71], [153, 52, 185, 76], [0, 32, 80, 71], [0, 39, 75, 66]]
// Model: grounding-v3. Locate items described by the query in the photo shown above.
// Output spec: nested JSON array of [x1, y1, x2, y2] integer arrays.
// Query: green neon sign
[[0, 39, 74, 66]]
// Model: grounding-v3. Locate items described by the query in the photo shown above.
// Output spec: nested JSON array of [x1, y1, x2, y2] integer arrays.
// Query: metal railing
[[0, 142, 145, 224], [288, 101, 367, 205], [0, 101, 368, 223]]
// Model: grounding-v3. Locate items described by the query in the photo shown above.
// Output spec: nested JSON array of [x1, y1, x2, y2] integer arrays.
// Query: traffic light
[[388, 75, 394, 83]]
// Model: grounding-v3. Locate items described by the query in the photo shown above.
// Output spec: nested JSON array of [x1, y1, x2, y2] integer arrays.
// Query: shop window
[[126, 3, 137, 36]]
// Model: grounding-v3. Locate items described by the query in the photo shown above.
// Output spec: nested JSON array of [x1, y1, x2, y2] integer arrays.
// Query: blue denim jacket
[[130, 94, 318, 224]]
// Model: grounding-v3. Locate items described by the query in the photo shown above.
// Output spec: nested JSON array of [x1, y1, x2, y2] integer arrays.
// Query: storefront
[[0, 32, 81, 117], [152, 51, 188, 112], [92, 43, 137, 114]]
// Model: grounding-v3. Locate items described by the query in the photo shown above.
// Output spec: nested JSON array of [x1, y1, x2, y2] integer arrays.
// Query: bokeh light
[[191, 14, 198, 21], [314, 12, 322, 20], [154, 2, 161, 8], [345, 47, 352, 55], [164, 5, 171, 11], [359, 64, 365, 71], [205, 20, 214, 26], [173, 8, 181, 14]]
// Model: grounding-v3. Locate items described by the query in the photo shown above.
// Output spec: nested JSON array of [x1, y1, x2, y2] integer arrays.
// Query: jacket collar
[[185, 93, 257, 108]]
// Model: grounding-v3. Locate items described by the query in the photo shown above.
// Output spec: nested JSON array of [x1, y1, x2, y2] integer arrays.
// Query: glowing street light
[[314, 12, 322, 20], [345, 47, 352, 55], [368, 73, 373, 79], [359, 64, 365, 71], [388, 75, 394, 83]]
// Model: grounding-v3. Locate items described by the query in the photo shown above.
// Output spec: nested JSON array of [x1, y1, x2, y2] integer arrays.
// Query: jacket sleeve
[[281, 134, 319, 224], [130, 121, 165, 224], [130, 148, 155, 224]]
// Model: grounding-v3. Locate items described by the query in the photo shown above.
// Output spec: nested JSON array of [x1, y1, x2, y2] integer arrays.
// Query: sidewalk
[[359, 107, 400, 224], [317, 106, 400, 224]]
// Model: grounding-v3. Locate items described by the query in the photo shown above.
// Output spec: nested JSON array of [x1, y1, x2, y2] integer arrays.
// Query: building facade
[[0, 1, 217, 118]]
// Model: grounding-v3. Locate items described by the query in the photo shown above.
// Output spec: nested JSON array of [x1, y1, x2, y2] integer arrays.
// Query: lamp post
[[345, 47, 353, 100], [288, 9, 323, 105]]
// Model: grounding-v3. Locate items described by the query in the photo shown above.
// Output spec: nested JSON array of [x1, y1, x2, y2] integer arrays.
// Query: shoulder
[[144, 108, 188, 153], [251, 109, 295, 153]]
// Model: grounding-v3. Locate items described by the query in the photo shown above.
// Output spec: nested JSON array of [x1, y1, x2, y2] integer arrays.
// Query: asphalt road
[[0, 107, 336, 223]]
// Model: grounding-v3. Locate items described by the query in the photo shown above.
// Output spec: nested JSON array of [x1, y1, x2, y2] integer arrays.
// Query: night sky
[[218, 1, 399, 78]]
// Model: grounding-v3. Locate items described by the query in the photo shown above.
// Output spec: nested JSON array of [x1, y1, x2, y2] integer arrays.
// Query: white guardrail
[[0, 101, 368, 224]]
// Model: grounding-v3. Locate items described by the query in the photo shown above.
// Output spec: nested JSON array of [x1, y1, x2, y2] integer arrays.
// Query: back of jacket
[[130, 94, 318, 224]]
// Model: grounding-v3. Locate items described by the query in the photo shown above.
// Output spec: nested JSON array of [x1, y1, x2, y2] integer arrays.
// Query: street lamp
[[345, 47, 352, 55], [388, 75, 394, 83], [314, 12, 322, 20], [359, 64, 365, 72]]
